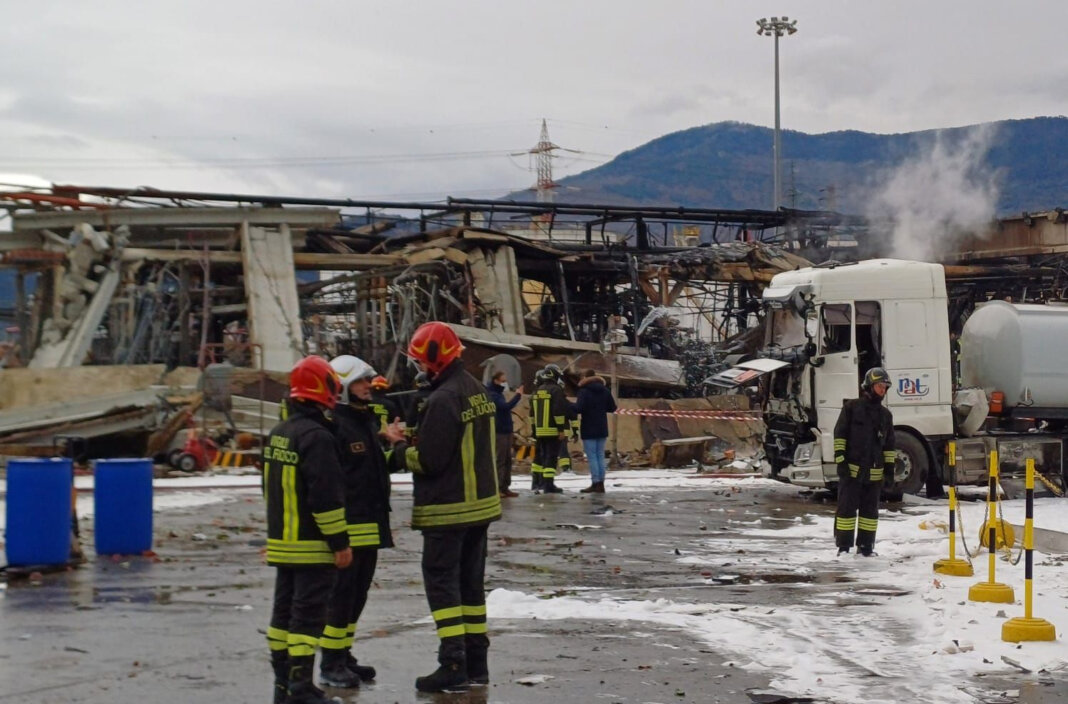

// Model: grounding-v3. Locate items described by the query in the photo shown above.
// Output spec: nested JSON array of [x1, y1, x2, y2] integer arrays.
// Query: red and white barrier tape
[[614, 408, 761, 420]]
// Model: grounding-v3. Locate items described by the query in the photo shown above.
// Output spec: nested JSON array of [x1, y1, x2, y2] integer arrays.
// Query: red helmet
[[407, 322, 464, 374], [289, 356, 341, 409], [370, 375, 390, 391]]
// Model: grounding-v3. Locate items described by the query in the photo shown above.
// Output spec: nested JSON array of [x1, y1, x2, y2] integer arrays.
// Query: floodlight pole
[[757, 16, 799, 212]]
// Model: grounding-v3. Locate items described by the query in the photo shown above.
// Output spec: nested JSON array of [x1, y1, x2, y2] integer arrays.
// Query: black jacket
[[833, 393, 895, 483], [369, 391, 402, 431], [263, 400, 348, 565], [402, 360, 502, 530], [486, 381, 521, 434], [530, 381, 571, 437], [334, 402, 401, 550], [573, 375, 617, 440]]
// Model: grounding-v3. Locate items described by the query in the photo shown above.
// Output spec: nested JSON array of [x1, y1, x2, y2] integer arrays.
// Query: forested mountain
[[520, 117, 1067, 215]]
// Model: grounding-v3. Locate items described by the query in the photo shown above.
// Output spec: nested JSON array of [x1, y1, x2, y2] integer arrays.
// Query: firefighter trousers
[[267, 566, 336, 660], [835, 476, 881, 550], [421, 525, 490, 667], [321, 549, 379, 652], [533, 435, 562, 479]]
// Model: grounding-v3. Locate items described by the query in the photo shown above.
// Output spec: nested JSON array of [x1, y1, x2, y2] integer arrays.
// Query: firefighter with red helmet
[[264, 356, 351, 704], [401, 321, 502, 693], [316, 355, 407, 689]]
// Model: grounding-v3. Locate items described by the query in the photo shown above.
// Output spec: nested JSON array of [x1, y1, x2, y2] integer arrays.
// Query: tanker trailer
[[951, 301, 1068, 490], [960, 301, 1068, 417]]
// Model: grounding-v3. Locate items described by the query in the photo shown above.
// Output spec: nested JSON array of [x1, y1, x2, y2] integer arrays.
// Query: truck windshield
[[766, 308, 807, 348]]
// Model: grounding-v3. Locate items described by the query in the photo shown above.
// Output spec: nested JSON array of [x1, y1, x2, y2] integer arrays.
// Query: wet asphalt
[[0, 473, 1064, 704]]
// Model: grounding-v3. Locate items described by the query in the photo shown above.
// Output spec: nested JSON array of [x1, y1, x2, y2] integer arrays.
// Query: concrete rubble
[[3, 186, 1063, 468], [0, 188, 814, 466]]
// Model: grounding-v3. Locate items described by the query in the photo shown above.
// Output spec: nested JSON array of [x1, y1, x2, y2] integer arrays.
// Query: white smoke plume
[[866, 125, 1000, 262]]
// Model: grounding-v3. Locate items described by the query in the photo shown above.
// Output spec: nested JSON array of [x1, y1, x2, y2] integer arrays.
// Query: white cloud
[[0, 0, 1065, 199]]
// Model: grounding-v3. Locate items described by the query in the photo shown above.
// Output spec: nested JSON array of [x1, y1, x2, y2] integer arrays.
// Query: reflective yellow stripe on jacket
[[347, 522, 381, 548], [531, 391, 558, 437], [266, 538, 336, 564]]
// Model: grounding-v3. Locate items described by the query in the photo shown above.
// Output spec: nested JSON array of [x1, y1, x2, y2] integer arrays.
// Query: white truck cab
[[743, 260, 955, 496]]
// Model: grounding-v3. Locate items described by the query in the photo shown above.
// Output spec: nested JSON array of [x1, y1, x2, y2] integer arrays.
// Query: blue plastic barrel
[[94, 459, 154, 555], [5, 458, 73, 566]]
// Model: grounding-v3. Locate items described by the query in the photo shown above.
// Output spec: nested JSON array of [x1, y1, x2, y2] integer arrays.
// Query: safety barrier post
[[1002, 458, 1056, 642], [968, 449, 1015, 603], [934, 441, 973, 576]]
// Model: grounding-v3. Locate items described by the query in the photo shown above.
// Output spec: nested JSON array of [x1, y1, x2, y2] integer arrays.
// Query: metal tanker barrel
[[960, 300, 1068, 410]]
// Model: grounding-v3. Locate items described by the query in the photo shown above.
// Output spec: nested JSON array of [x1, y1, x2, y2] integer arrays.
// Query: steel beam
[[12, 206, 340, 231]]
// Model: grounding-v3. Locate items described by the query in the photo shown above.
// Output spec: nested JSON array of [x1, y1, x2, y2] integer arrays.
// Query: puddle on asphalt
[[703, 572, 856, 585]]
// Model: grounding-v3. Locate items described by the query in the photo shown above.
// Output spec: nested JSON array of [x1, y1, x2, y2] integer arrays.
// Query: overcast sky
[[1, 0, 1066, 204]]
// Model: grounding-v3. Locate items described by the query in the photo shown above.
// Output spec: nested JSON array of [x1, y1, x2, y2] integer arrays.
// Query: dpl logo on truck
[[897, 377, 929, 397]]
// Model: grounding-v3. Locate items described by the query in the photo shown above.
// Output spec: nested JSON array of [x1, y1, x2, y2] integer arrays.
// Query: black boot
[[415, 661, 469, 693], [531, 473, 542, 492], [271, 652, 288, 704], [592, 481, 605, 493], [466, 648, 489, 686], [580, 483, 596, 494], [319, 648, 360, 688], [542, 478, 563, 494], [287, 656, 338, 704], [344, 652, 376, 682]]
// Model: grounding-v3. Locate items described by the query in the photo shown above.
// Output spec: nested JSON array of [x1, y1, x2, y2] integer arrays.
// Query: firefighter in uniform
[[317, 355, 407, 688], [547, 363, 579, 474], [264, 356, 352, 704], [368, 376, 402, 434], [402, 321, 502, 693], [833, 367, 896, 557], [529, 365, 570, 493]]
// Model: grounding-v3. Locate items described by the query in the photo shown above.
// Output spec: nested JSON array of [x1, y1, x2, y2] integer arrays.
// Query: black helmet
[[543, 363, 562, 379], [862, 367, 891, 390]]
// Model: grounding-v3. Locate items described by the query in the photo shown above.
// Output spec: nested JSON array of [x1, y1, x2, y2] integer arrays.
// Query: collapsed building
[[0, 184, 1065, 467]]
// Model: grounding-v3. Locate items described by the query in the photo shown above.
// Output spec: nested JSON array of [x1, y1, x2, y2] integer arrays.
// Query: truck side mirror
[[804, 341, 824, 367]]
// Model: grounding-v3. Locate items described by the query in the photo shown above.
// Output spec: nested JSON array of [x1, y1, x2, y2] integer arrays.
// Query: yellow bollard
[[968, 449, 1015, 603], [934, 442, 973, 577], [1002, 458, 1056, 642]]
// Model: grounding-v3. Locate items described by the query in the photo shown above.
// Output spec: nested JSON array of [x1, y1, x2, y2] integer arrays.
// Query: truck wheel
[[883, 432, 927, 501], [176, 453, 200, 473]]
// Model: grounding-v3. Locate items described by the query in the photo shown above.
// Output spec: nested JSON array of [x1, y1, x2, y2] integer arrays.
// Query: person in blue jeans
[[573, 369, 617, 493]]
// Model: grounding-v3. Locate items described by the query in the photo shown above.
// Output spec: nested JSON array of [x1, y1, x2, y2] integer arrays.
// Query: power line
[[1, 149, 526, 171]]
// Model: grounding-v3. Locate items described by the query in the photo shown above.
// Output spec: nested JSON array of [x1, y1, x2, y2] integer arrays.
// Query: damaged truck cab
[[754, 259, 952, 498], [733, 258, 1068, 498]]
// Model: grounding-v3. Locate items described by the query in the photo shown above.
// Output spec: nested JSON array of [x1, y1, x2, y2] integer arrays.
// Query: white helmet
[[329, 355, 376, 405]]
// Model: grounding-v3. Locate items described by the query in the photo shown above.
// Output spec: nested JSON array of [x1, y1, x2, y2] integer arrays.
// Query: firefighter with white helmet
[[316, 355, 406, 688]]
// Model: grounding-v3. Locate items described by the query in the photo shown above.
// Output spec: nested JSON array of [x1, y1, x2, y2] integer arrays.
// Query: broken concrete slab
[[0, 364, 168, 410]]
